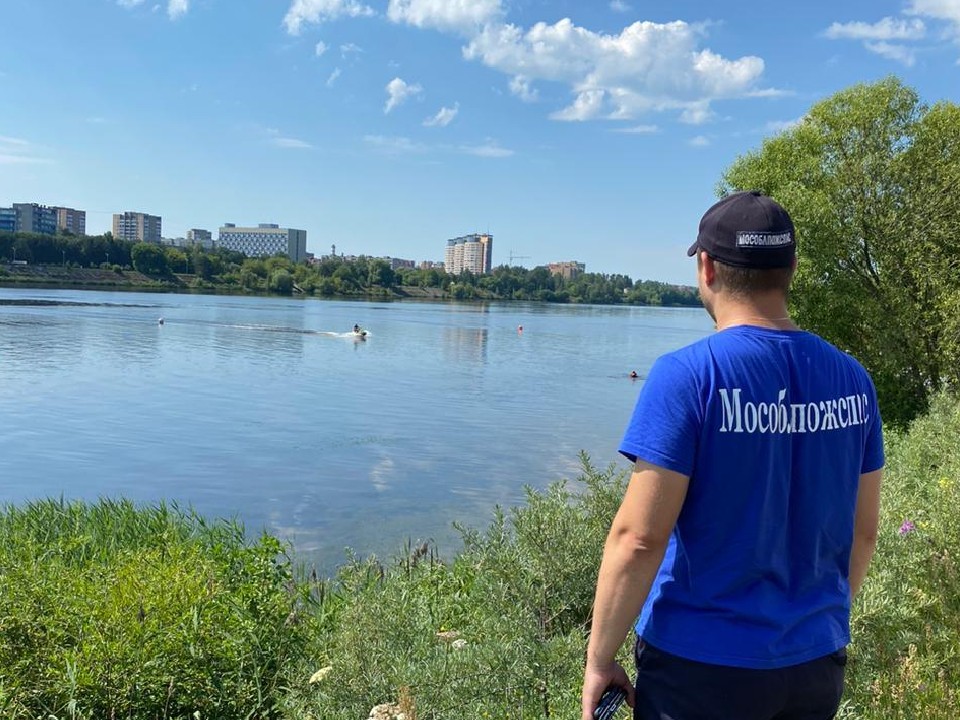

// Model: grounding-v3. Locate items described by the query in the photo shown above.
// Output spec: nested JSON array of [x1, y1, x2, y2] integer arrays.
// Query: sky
[[1, 0, 958, 285]]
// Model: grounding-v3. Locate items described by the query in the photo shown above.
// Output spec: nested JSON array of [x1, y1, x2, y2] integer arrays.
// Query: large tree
[[721, 77, 960, 426]]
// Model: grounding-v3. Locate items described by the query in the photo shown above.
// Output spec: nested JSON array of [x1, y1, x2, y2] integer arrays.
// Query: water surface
[[0, 288, 713, 572]]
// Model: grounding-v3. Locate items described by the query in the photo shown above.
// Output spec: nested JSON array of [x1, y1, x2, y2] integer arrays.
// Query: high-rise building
[[113, 211, 162, 243], [217, 223, 307, 262], [548, 261, 586, 280], [444, 233, 493, 275], [0, 206, 15, 233], [55, 207, 86, 236], [186, 229, 213, 248], [13, 203, 58, 235]]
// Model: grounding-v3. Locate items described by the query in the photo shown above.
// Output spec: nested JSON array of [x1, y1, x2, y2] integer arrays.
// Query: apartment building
[[218, 223, 307, 262], [0, 206, 15, 233], [113, 211, 162, 243], [13, 203, 58, 235], [444, 233, 493, 275], [186, 229, 213, 248], [548, 261, 586, 280], [55, 207, 86, 236]]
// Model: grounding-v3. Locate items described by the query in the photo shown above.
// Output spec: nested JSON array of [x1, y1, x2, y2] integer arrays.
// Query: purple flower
[[898, 520, 916, 536]]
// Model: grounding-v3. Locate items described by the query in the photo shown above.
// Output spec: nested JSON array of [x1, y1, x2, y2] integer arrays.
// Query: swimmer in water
[[629, 370, 638, 379]]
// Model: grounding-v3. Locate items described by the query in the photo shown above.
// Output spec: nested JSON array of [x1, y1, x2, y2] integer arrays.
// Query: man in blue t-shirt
[[582, 191, 883, 720]]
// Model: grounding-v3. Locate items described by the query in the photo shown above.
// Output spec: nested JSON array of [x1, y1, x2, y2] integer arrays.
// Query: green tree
[[721, 77, 960, 426], [131, 243, 169, 276], [165, 248, 189, 274], [268, 268, 294, 294], [367, 258, 396, 288]]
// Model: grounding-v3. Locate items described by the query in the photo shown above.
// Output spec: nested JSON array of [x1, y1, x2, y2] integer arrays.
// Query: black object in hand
[[593, 685, 627, 720]]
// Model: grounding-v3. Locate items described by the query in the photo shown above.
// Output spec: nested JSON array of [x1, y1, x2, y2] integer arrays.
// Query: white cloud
[[464, 19, 769, 123], [315, 41, 329, 56], [384, 77, 423, 113], [423, 103, 459, 127], [509, 75, 538, 102], [364, 135, 428, 153], [364, 134, 513, 158], [283, 0, 374, 35], [326, 67, 342, 86], [340, 42, 363, 56], [865, 41, 917, 65], [387, 0, 503, 33], [679, 103, 714, 125], [609, 0, 631, 12], [688, 135, 710, 147], [907, 0, 960, 26], [764, 117, 804, 133], [167, 0, 188, 20], [824, 17, 925, 40], [459, 140, 513, 157], [265, 128, 312, 148], [907, 0, 960, 48], [271, 137, 313, 148], [611, 124, 658, 133], [549, 89, 606, 122], [0, 136, 51, 165], [118, 0, 187, 20]]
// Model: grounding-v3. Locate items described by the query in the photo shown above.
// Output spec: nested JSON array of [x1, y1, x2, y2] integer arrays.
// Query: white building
[[218, 223, 307, 262], [444, 233, 493, 275]]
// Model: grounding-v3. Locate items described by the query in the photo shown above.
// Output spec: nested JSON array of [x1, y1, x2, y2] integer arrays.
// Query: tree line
[[0, 231, 701, 307]]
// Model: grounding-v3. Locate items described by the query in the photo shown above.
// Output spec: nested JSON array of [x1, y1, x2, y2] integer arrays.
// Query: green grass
[[0, 499, 316, 719], [1, 394, 959, 718]]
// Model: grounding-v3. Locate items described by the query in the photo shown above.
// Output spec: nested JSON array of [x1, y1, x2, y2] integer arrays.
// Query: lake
[[0, 288, 713, 573]]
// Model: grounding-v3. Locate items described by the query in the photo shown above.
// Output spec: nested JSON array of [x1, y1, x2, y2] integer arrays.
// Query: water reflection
[[441, 326, 489, 364]]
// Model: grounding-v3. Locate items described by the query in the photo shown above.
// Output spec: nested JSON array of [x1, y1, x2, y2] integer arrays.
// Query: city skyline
[[1, 1, 959, 284]]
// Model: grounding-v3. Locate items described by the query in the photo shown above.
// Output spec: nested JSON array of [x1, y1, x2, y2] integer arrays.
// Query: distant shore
[[0, 262, 449, 300]]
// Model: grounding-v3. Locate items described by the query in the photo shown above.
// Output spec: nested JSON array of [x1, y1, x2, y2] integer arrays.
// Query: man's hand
[[582, 660, 633, 720]]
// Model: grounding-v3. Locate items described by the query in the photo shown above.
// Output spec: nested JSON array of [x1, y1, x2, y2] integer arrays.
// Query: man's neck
[[713, 297, 797, 332]]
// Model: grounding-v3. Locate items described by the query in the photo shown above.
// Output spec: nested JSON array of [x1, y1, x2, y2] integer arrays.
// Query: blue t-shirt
[[619, 325, 884, 669]]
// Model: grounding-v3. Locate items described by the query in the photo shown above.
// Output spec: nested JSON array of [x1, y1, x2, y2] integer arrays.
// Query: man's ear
[[700, 251, 716, 286]]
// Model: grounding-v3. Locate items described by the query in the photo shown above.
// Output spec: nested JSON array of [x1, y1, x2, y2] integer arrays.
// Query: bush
[[289, 453, 629, 719], [0, 499, 317, 719], [268, 268, 294, 295], [841, 391, 960, 718]]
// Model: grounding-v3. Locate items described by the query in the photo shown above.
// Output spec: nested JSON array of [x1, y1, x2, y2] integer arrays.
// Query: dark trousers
[[633, 639, 846, 720]]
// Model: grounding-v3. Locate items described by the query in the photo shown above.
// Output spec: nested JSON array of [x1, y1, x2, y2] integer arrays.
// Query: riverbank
[[0, 261, 452, 300], [1, 394, 958, 718]]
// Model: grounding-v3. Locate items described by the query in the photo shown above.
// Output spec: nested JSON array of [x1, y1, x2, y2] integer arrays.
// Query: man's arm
[[849, 468, 882, 599], [581, 459, 689, 720]]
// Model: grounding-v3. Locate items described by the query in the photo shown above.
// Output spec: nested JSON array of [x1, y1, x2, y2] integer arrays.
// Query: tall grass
[[1, 395, 958, 718], [0, 499, 316, 719], [841, 392, 960, 718]]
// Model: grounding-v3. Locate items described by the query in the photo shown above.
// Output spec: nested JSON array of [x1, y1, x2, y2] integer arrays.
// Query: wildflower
[[309, 666, 333, 683], [898, 520, 916, 536], [939, 476, 952, 491]]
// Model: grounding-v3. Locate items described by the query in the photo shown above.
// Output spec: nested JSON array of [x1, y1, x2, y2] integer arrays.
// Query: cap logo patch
[[736, 230, 793, 248]]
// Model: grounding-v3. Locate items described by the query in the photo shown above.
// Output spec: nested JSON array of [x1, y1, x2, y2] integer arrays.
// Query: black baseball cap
[[687, 190, 795, 269]]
